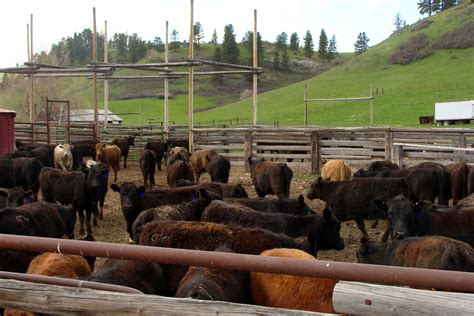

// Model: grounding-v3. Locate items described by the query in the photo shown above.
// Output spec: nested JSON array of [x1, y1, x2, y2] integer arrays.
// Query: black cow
[[0, 201, 76, 272], [357, 236, 474, 272], [0, 159, 15, 188], [372, 194, 474, 246], [175, 179, 248, 198], [85, 160, 109, 222], [71, 139, 98, 161], [307, 177, 409, 238], [225, 195, 315, 215], [12, 157, 43, 201], [208, 154, 231, 183], [139, 149, 156, 188], [248, 157, 293, 199], [0, 187, 32, 208], [87, 259, 165, 294], [112, 136, 135, 168], [168, 138, 189, 150], [202, 200, 344, 252], [144, 140, 169, 171], [39, 165, 106, 237], [110, 182, 223, 241], [408, 162, 451, 205]]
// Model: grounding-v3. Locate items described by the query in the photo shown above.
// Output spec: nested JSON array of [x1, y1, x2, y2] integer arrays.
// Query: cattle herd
[[0, 136, 473, 313]]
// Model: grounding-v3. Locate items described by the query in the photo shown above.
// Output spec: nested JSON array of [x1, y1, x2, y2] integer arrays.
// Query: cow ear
[[298, 194, 304, 207], [23, 190, 33, 202], [323, 208, 333, 222], [413, 200, 428, 212], [110, 183, 120, 192], [317, 176, 323, 184], [371, 199, 387, 213], [137, 186, 146, 194], [190, 189, 199, 201]]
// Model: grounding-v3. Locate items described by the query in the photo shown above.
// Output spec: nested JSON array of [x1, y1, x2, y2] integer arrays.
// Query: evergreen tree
[[212, 46, 223, 85], [153, 36, 164, 52], [289, 32, 299, 52], [272, 50, 280, 70], [354, 32, 370, 55], [170, 29, 180, 51], [275, 32, 288, 51], [417, 0, 435, 16], [303, 30, 314, 58], [327, 35, 338, 61], [318, 29, 328, 60], [112, 32, 128, 63], [128, 33, 147, 63], [394, 13, 406, 31], [211, 28, 218, 44], [281, 48, 289, 71], [222, 24, 240, 64], [193, 22, 204, 47], [242, 31, 264, 65]]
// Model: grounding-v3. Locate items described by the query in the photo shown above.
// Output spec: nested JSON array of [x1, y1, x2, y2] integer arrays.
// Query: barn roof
[[60, 109, 122, 124]]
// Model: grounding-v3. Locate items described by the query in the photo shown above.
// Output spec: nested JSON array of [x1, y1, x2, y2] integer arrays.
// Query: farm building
[[60, 109, 123, 125]]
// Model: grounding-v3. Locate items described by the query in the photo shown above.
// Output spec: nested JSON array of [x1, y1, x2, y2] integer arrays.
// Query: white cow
[[54, 144, 74, 171]]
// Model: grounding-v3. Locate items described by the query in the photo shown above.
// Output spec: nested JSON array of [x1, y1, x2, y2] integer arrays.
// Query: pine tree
[[289, 32, 299, 52], [327, 35, 338, 61], [394, 13, 406, 31], [222, 24, 240, 64], [112, 32, 128, 63], [275, 32, 288, 51], [170, 29, 180, 51], [354, 32, 370, 55], [417, 0, 434, 16], [128, 33, 147, 63], [193, 22, 204, 48], [318, 29, 328, 60], [303, 30, 314, 58], [242, 31, 264, 65], [211, 28, 218, 44]]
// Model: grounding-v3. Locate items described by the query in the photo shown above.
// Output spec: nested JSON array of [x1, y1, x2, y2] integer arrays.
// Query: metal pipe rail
[[0, 234, 473, 293], [393, 142, 474, 152]]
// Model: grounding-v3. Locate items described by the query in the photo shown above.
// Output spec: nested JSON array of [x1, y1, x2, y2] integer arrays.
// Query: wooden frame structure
[[0, 2, 263, 150], [304, 84, 375, 126]]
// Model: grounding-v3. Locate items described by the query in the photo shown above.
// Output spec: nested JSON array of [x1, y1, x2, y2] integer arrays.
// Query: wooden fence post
[[244, 131, 253, 172], [311, 131, 321, 174], [456, 133, 467, 160], [391, 144, 403, 168], [384, 129, 393, 161]]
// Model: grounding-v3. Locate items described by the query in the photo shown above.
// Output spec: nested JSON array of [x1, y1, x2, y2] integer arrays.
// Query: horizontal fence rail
[[0, 234, 473, 293]]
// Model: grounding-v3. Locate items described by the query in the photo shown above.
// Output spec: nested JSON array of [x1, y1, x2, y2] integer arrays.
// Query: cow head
[[0, 187, 32, 207], [372, 194, 424, 241], [356, 237, 377, 264], [111, 182, 146, 215], [84, 164, 105, 191], [312, 208, 344, 252], [306, 177, 328, 200], [297, 195, 315, 215], [127, 136, 136, 147]]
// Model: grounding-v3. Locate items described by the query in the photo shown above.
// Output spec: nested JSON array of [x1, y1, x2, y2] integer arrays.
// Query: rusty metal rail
[[0, 234, 473, 292], [0, 271, 142, 294]]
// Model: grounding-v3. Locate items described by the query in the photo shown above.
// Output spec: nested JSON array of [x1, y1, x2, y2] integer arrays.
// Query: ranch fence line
[[14, 123, 474, 172], [0, 234, 472, 315]]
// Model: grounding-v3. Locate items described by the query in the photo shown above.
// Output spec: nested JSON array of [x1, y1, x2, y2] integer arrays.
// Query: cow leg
[[157, 155, 162, 171], [381, 227, 391, 242], [151, 172, 156, 187], [355, 219, 369, 239], [113, 165, 118, 182], [78, 209, 86, 237], [124, 152, 128, 168], [86, 209, 94, 236], [194, 171, 201, 184]]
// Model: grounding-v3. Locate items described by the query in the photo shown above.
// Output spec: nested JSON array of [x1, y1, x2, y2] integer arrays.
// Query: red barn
[[0, 109, 16, 154]]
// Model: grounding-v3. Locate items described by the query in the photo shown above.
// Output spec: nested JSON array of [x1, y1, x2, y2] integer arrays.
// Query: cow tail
[[281, 164, 290, 198], [462, 164, 469, 200]]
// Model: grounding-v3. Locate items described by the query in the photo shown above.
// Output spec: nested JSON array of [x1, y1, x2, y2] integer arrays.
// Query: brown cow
[[175, 246, 249, 303], [357, 236, 474, 272], [190, 149, 218, 183], [139, 220, 317, 294], [166, 153, 194, 188], [169, 146, 190, 161], [321, 159, 351, 181], [248, 157, 293, 199], [96, 144, 121, 182], [251, 248, 337, 313], [447, 162, 469, 205], [175, 179, 248, 198]]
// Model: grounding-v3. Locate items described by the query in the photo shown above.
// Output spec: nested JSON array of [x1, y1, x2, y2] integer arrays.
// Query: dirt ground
[[85, 161, 387, 268]]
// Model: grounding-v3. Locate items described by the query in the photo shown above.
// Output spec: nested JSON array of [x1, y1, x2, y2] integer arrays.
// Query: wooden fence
[[15, 124, 474, 172]]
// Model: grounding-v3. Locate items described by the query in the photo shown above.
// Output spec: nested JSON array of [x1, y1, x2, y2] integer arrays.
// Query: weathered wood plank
[[0, 279, 329, 315], [333, 281, 474, 316]]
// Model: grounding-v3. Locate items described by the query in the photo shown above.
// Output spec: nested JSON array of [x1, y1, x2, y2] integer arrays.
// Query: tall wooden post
[[252, 9, 258, 126], [244, 131, 253, 172], [28, 15, 35, 124], [92, 7, 99, 140], [369, 84, 374, 126], [311, 131, 321, 174], [103, 20, 109, 128], [188, 0, 194, 152], [304, 84, 308, 126], [164, 21, 169, 141]]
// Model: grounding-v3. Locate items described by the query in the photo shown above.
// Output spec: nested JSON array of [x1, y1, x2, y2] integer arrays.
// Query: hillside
[[194, 2, 474, 127]]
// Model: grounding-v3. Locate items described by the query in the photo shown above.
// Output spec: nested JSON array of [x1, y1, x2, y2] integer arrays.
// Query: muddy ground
[[84, 161, 386, 268]]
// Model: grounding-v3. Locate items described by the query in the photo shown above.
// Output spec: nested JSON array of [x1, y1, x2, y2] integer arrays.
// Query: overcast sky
[[0, 0, 422, 68]]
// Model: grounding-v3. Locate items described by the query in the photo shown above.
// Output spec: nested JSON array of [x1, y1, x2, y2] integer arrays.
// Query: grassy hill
[[192, 3, 474, 127]]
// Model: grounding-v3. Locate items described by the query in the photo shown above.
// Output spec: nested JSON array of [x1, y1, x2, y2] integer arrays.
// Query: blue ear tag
[[138, 191, 146, 199], [25, 196, 33, 203], [191, 194, 198, 201], [102, 170, 109, 180], [415, 211, 424, 220]]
